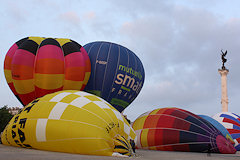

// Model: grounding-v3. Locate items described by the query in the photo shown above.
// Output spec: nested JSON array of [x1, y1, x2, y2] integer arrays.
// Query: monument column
[[219, 50, 229, 112], [218, 69, 229, 112]]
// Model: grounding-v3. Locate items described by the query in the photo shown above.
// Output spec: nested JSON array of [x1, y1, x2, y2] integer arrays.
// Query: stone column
[[218, 69, 229, 112]]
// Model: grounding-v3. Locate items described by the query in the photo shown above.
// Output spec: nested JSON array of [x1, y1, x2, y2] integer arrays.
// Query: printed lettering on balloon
[[24, 99, 39, 113], [10, 103, 33, 148], [14, 116, 19, 123], [18, 128, 25, 143], [113, 65, 143, 100], [106, 122, 119, 133], [19, 118, 27, 128]]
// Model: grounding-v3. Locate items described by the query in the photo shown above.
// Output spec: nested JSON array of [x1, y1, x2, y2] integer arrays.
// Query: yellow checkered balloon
[[1, 90, 136, 157]]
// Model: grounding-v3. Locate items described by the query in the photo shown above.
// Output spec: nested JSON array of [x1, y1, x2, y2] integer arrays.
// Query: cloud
[[5, 2, 28, 22], [1, 0, 240, 121], [120, 3, 240, 120], [84, 11, 96, 20], [59, 11, 81, 26]]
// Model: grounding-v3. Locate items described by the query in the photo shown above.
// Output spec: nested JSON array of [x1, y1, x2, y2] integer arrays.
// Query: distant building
[[7, 107, 21, 115]]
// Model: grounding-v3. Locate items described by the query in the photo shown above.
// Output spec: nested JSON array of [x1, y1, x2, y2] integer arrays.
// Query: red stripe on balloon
[[4, 44, 19, 70], [36, 45, 64, 60], [5, 43, 18, 58], [171, 109, 189, 120], [236, 137, 240, 143], [11, 49, 35, 67], [80, 84, 86, 90], [65, 52, 85, 67], [172, 144, 190, 152], [162, 129, 180, 149], [4, 56, 13, 70], [35, 44, 64, 74], [173, 117, 191, 130], [11, 64, 34, 80], [35, 86, 63, 98], [156, 115, 175, 128], [162, 145, 173, 151], [162, 108, 175, 115], [65, 67, 85, 81], [154, 129, 163, 147], [8, 83, 17, 95], [81, 47, 91, 73], [143, 115, 160, 129], [223, 118, 240, 127], [147, 129, 156, 147], [155, 108, 167, 115], [35, 59, 64, 74], [18, 91, 36, 106], [178, 108, 199, 119], [227, 129, 240, 134], [80, 47, 89, 60]]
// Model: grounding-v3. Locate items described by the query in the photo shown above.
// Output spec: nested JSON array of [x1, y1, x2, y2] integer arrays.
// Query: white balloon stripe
[[36, 119, 48, 142]]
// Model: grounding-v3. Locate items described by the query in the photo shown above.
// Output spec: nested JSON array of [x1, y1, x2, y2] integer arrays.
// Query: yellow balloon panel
[[1, 90, 136, 157]]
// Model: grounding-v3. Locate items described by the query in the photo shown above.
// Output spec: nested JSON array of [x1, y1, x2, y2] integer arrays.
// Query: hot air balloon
[[199, 115, 235, 145], [213, 112, 240, 151], [132, 108, 236, 154], [83, 41, 145, 113], [4, 37, 91, 106], [1, 90, 136, 157]]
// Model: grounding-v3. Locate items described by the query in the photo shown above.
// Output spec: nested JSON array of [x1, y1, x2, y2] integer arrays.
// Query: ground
[[0, 144, 239, 160]]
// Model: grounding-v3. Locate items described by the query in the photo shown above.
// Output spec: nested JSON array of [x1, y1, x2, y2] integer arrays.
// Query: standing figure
[[221, 50, 227, 70]]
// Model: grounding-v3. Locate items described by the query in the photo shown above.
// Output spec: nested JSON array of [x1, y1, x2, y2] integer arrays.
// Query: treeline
[[0, 105, 14, 133]]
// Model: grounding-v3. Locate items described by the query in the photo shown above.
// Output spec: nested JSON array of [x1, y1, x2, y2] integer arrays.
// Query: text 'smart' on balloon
[[83, 41, 145, 113], [4, 37, 91, 106]]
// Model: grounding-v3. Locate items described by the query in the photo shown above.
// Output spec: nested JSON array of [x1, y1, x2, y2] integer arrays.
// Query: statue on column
[[221, 50, 227, 70]]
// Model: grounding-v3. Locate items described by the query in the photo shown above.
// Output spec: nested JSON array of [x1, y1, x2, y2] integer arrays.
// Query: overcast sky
[[1, 0, 240, 121]]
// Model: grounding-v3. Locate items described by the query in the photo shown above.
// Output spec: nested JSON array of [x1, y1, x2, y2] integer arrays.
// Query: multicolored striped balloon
[[213, 112, 240, 151], [132, 108, 236, 154], [4, 37, 91, 106]]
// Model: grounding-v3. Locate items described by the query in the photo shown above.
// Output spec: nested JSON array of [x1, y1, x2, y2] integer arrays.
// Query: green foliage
[[0, 105, 14, 133]]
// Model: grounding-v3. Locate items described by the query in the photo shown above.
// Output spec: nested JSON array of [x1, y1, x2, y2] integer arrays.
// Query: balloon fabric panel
[[132, 108, 236, 154], [84, 41, 145, 112], [199, 115, 235, 145], [4, 37, 91, 106], [4, 37, 29, 98], [213, 112, 240, 151], [10, 38, 39, 105], [1, 90, 136, 157]]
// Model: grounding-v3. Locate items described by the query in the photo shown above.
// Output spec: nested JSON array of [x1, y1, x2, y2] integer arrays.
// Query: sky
[[1, 0, 240, 121]]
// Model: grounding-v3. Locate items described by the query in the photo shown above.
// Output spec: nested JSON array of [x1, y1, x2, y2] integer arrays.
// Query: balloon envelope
[[83, 41, 145, 113], [199, 115, 235, 145], [1, 90, 136, 157], [132, 108, 236, 154], [4, 37, 91, 106], [213, 112, 240, 151]]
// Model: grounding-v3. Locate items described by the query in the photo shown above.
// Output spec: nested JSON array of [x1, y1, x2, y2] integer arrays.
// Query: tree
[[0, 105, 14, 133]]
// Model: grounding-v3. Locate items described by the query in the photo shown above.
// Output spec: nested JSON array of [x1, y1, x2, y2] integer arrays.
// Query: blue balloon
[[199, 115, 235, 144], [83, 41, 145, 112]]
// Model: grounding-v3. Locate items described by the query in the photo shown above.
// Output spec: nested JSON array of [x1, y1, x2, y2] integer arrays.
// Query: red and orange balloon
[[132, 107, 236, 154], [4, 37, 91, 106]]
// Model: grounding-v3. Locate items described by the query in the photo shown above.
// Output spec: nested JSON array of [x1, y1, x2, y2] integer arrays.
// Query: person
[[207, 143, 211, 156], [0, 132, 2, 144], [123, 114, 131, 124], [130, 139, 136, 153]]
